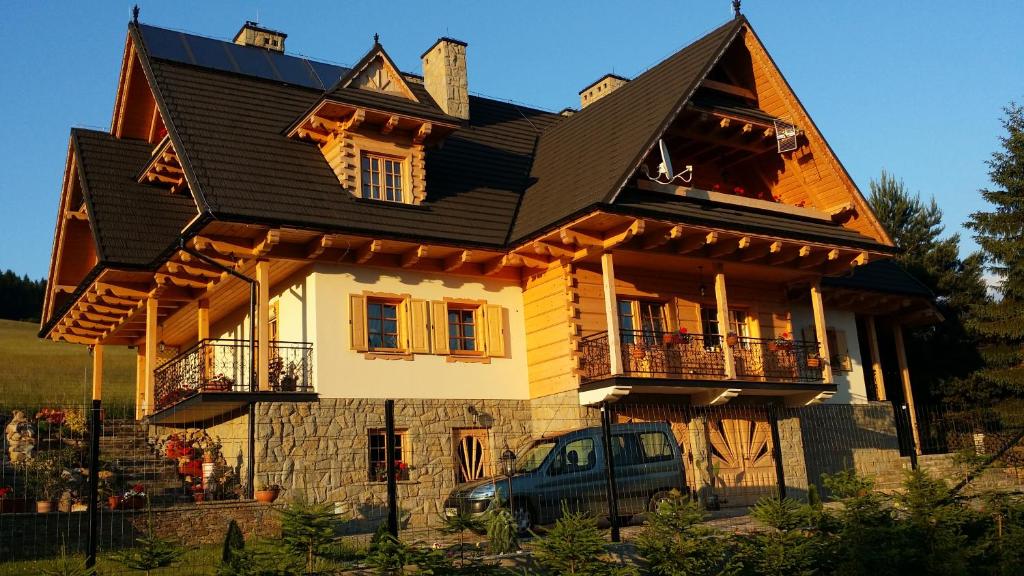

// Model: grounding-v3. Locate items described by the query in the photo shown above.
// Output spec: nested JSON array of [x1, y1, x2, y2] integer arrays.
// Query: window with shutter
[[827, 328, 852, 372], [408, 299, 430, 354], [349, 294, 368, 352]]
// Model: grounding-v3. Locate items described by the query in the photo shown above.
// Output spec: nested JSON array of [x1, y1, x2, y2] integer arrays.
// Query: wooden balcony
[[150, 339, 315, 424], [579, 330, 825, 385]]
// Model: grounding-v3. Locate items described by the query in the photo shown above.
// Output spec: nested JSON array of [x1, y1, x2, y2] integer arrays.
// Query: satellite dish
[[642, 139, 693, 184]]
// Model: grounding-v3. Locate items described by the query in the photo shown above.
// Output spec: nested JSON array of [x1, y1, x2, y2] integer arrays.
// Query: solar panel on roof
[[181, 33, 237, 74], [138, 24, 349, 91]]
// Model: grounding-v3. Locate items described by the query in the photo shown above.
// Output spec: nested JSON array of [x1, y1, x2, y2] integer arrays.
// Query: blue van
[[444, 422, 687, 530]]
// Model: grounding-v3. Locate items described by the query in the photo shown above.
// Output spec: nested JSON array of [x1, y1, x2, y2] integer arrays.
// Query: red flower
[[132, 484, 144, 493], [679, 327, 688, 334], [0, 487, 12, 499], [396, 461, 408, 471]]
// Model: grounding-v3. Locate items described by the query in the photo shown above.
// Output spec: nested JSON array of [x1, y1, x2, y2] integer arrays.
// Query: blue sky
[[1, 1, 1021, 279]]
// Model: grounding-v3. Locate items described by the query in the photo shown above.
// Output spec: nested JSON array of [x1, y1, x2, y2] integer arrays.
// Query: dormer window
[[361, 153, 406, 203]]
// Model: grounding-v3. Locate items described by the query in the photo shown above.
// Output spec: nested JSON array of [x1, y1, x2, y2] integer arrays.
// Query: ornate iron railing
[[578, 331, 824, 384], [732, 336, 824, 383], [153, 339, 313, 411], [580, 331, 727, 382]]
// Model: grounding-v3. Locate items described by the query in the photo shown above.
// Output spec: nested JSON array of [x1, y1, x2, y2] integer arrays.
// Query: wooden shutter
[[835, 330, 851, 371], [430, 300, 450, 355], [484, 304, 506, 358], [349, 294, 368, 352], [409, 299, 430, 354]]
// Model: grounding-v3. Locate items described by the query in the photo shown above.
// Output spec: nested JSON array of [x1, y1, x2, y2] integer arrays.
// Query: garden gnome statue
[[5, 411, 36, 463]]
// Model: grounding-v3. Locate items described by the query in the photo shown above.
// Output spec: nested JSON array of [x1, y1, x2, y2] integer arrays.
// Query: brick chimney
[[579, 74, 629, 109], [233, 21, 287, 53], [421, 37, 469, 120]]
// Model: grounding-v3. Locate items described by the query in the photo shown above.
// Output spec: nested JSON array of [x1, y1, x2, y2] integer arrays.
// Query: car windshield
[[516, 440, 557, 473]]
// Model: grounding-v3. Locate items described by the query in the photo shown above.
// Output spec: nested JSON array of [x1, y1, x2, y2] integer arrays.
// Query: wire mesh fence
[[2, 394, 1023, 574]]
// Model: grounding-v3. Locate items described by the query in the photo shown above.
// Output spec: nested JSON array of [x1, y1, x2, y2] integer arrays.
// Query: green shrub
[[115, 535, 179, 575], [822, 468, 874, 499], [41, 546, 95, 576], [893, 469, 976, 576], [366, 524, 411, 575], [222, 519, 245, 565], [728, 496, 830, 576], [532, 504, 635, 575], [634, 490, 732, 576], [277, 499, 341, 575], [439, 507, 484, 566], [483, 497, 519, 555]]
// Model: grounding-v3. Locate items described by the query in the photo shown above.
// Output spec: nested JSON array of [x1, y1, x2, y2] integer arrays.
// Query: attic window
[[361, 153, 406, 203]]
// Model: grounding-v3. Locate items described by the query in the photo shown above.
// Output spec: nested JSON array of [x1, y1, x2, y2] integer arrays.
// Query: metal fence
[[2, 394, 1023, 574]]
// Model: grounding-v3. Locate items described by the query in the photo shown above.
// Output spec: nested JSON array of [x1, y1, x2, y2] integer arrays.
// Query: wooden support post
[[135, 347, 146, 421], [601, 252, 624, 376], [865, 315, 887, 401], [197, 299, 210, 341], [892, 324, 921, 454], [715, 264, 736, 379], [91, 344, 104, 401], [256, 260, 271, 391], [145, 297, 159, 415], [809, 280, 834, 384]]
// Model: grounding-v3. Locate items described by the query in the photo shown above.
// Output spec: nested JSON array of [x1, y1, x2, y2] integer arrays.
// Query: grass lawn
[[0, 543, 222, 576], [0, 319, 136, 413]]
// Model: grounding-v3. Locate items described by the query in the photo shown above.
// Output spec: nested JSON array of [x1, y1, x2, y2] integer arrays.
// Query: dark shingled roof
[[510, 19, 744, 242], [126, 18, 886, 256], [72, 129, 197, 267], [823, 260, 933, 298], [143, 47, 560, 246]]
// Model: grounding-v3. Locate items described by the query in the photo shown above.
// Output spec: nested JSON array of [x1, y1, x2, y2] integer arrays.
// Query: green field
[[0, 319, 136, 412]]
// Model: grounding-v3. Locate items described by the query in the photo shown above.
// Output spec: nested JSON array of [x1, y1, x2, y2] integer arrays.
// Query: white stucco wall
[[208, 263, 530, 400], [310, 263, 530, 400], [791, 306, 869, 405]]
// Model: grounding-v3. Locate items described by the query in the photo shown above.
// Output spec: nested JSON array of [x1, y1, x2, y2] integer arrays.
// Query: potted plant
[[769, 332, 793, 352], [191, 484, 206, 503], [121, 484, 147, 510], [255, 483, 281, 504], [806, 354, 822, 368], [725, 331, 739, 347]]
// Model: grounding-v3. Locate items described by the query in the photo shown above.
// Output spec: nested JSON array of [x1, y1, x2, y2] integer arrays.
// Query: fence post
[[600, 403, 621, 543], [767, 404, 787, 500], [86, 399, 101, 569], [385, 399, 398, 538], [247, 403, 256, 498], [901, 403, 919, 470]]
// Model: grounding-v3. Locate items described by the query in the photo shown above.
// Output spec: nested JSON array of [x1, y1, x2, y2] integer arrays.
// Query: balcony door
[[618, 299, 669, 376]]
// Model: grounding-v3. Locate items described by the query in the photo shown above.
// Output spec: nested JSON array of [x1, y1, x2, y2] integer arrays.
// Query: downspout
[[179, 239, 259, 498]]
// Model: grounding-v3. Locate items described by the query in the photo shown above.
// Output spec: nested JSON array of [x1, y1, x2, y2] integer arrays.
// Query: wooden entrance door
[[454, 429, 491, 484], [706, 413, 777, 507]]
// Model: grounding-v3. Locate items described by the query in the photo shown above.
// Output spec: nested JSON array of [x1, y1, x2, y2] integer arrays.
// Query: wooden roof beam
[[156, 273, 209, 290], [296, 127, 329, 144], [560, 228, 603, 248], [533, 241, 574, 259], [413, 122, 432, 144], [641, 225, 684, 250], [700, 79, 757, 101], [355, 240, 382, 264], [342, 109, 366, 132], [96, 281, 149, 300], [483, 254, 513, 276], [305, 235, 340, 259], [740, 240, 782, 263], [443, 250, 472, 272], [65, 208, 88, 221], [193, 236, 256, 259], [180, 251, 238, 270], [708, 236, 749, 258], [309, 115, 343, 133], [824, 251, 869, 276], [381, 115, 400, 135], [602, 219, 645, 249], [400, 245, 429, 268], [166, 261, 221, 279], [677, 231, 718, 255]]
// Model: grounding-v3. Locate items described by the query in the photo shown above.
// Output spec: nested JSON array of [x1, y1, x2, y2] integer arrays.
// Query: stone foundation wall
[[255, 398, 534, 533], [775, 411, 810, 498], [789, 402, 908, 494]]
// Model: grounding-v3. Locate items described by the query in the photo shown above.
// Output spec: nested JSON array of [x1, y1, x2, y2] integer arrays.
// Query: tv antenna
[[642, 139, 693, 184], [774, 118, 800, 153]]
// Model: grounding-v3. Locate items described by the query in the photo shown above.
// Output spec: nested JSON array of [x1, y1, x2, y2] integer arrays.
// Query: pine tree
[[966, 103, 1024, 397], [868, 170, 988, 401]]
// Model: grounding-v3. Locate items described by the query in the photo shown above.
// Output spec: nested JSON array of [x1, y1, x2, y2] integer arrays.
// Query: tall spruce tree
[[965, 103, 1024, 397], [868, 170, 987, 401]]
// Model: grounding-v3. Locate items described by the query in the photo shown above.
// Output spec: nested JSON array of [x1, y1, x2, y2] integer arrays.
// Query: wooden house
[[40, 13, 937, 510]]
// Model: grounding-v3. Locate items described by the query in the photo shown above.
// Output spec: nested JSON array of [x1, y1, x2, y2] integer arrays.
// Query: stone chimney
[[579, 73, 629, 109], [233, 21, 287, 53], [421, 37, 469, 120]]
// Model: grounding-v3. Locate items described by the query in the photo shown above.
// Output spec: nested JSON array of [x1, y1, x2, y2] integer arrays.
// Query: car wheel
[[513, 503, 534, 534], [648, 490, 675, 513]]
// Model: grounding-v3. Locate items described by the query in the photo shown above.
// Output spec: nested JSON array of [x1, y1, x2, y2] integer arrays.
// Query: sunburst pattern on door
[[455, 433, 488, 483], [707, 416, 777, 506]]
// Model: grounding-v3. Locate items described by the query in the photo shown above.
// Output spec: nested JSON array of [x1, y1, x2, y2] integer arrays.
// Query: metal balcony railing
[[153, 339, 313, 411], [579, 330, 824, 384]]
